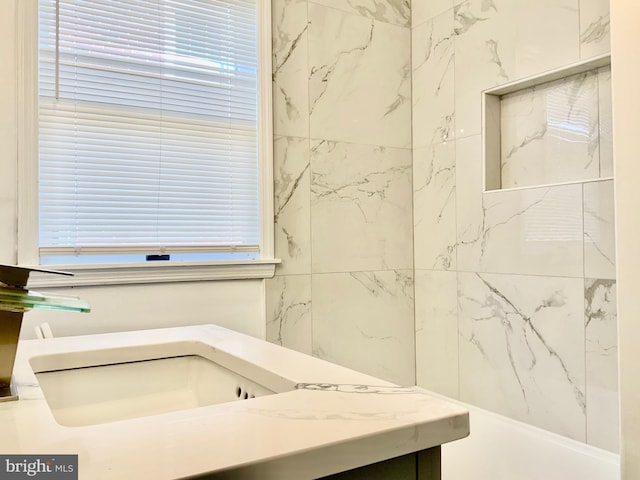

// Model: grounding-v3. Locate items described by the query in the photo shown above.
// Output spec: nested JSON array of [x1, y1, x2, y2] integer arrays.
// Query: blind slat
[[38, 0, 260, 254]]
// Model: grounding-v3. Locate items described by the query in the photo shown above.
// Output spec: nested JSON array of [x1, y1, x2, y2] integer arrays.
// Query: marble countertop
[[0, 325, 469, 479]]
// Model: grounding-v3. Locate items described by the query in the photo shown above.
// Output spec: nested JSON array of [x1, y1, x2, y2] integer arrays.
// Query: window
[[18, 0, 274, 285]]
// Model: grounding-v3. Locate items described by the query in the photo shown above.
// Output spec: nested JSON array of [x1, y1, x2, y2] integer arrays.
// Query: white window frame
[[16, 0, 276, 287]]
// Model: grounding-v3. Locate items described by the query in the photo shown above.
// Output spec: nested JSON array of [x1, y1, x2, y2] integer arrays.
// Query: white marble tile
[[412, 9, 455, 148], [500, 71, 600, 189], [266, 275, 313, 355], [580, 0, 611, 59], [309, 0, 410, 27], [513, 0, 580, 79], [311, 140, 413, 273], [585, 279, 619, 453], [308, 4, 411, 148], [458, 272, 586, 441], [454, 0, 580, 139], [584, 180, 616, 280], [274, 136, 311, 275], [312, 270, 415, 386], [412, 0, 452, 31], [457, 136, 584, 277], [413, 142, 456, 270], [454, 0, 516, 139], [272, 0, 309, 138], [415, 269, 459, 398], [598, 66, 613, 177]]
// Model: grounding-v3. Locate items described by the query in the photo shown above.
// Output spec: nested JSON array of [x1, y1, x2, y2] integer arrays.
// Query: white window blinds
[[38, 0, 260, 262]]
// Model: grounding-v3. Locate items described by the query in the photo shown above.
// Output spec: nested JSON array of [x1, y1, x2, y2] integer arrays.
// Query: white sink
[[30, 340, 287, 427]]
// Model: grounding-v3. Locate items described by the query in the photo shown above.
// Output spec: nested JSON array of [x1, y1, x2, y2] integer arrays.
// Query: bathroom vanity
[[0, 325, 469, 479]]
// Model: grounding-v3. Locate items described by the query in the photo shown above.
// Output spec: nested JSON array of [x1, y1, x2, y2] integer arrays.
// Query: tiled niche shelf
[[483, 54, 612, 193]]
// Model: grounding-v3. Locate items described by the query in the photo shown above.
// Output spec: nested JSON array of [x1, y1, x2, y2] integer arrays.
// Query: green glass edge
[[0, 289, 91, 313]]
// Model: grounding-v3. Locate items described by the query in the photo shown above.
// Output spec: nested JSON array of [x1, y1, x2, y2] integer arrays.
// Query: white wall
[[0, 0, 265, 341], [611, 1, 640, 478]]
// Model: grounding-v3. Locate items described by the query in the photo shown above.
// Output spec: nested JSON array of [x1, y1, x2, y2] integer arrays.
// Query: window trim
[[16, 0, 276, 287]]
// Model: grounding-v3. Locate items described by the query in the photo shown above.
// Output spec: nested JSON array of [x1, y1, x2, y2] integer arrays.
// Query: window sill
[[24, 260, 280, 288]]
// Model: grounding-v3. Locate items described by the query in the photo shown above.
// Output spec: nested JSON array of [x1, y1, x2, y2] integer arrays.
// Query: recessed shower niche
[[483, 54, 612, 192]]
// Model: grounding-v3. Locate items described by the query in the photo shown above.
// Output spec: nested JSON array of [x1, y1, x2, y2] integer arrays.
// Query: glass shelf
[[0, 289, 91, 314]]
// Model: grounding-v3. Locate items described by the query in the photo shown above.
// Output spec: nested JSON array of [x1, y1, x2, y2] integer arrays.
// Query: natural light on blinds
[[37, 0, 260, 262]]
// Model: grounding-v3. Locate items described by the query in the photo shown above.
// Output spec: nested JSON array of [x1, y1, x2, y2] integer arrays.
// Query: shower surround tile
[[412, 0, 454, 28], [456, 136, 584, 277], [312, 270, 415, 386], [579, 0, 611, 59], [411, 9, 455, 148], [584, 181, 616, 280], [310, 140, 413, 273], [413, 142, 456, 270], [512, 0, 579, 79], [272, 0, 309, 138], [308, 4, 411, 148], [500, 71, 600, 189], [309, 0, 411, 27], [585, 279, 619, 453], [274, 136, 311, 275], [266, 275, 312, 355], [458, 272, 586, 441], [415, 269, 459, 398], [454, 0, 579, 139], [412, 9, 455, 148], [454, 0, 515, 138]]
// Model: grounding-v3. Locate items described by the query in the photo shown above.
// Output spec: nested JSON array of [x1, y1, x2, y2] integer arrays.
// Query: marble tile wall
[[412, 0, 618, 453], [269, 0, 617, 453], [268, 0, 415, 387]]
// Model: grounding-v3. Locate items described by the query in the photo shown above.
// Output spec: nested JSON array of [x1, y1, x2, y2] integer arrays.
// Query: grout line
[[452, 11, 462, 401], [306, 0, 410, 28], [305, 0, 314, 358], [578, 0, 583, 60], [409, 0, 418, 389], [319, 267, 595, 281], [581, 180, 589, 443]]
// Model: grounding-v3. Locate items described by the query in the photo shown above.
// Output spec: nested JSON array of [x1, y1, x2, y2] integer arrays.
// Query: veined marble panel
[[457, 136, 584, 277], [311, 140, 413, 273], [415, 269, 459, 398], [458, 272, 586, 441], [580, 0, 611, 59], [412, 0, 455, 28], [585, 279, 619, 453], [513, 0, 580, 79], [454, 0, 580, 138], [266, 275, 312, 355], [598, 66, 613, 177], [500, 71, 600, 189], [412, 9, 455, 148], [584, 181, 616, 280], [274, 136, 311, 275], [308, 4, 411, 148], [454, 0, 515, 138], [413, 142, 456, 270], [309, 0, 410, 27], [272, 0, 309, 138], [312, 270, 415, 386]]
